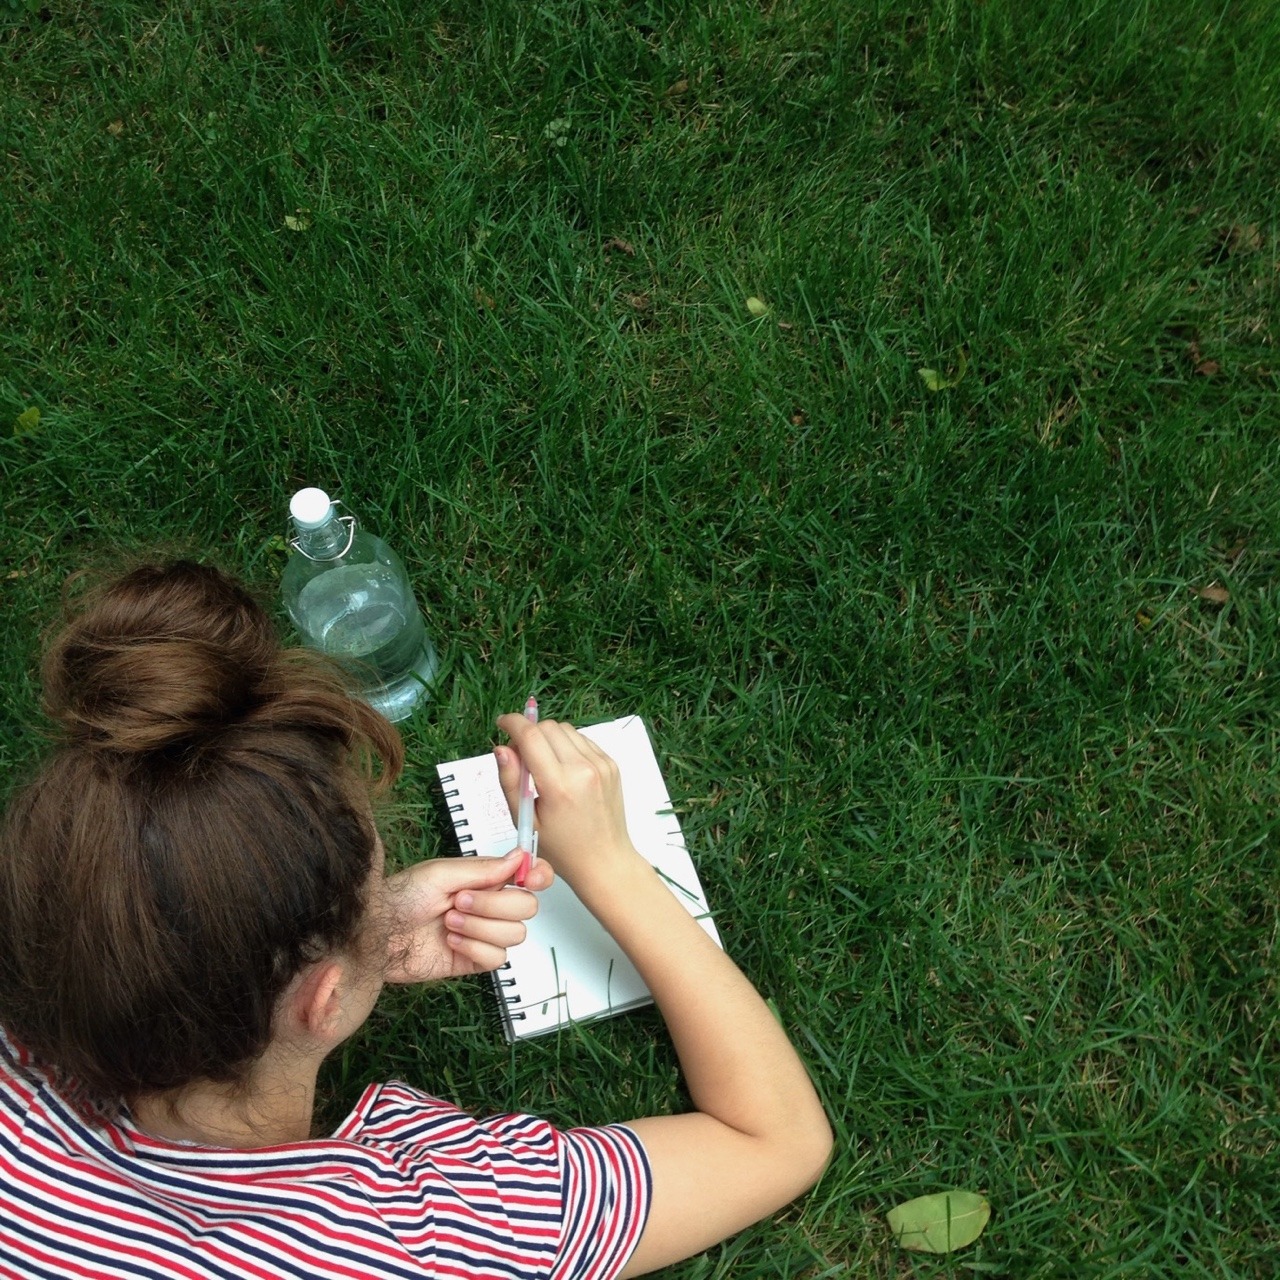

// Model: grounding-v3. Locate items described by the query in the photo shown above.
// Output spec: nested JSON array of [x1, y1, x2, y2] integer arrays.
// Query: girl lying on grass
[[0, 560, 831, 1279]]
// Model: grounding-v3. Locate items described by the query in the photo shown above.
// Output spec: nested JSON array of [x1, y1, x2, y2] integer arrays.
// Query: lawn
[[2, 1, 1278, 1275]]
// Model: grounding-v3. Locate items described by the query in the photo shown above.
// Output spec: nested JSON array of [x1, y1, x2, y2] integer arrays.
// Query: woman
[[0, 560, 831, 1279]]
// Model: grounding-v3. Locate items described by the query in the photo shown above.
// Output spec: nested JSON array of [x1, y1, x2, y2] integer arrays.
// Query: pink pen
[[514, 696, 538, 886]]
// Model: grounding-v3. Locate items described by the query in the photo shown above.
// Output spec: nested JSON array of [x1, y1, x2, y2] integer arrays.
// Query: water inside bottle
[[297, 564, 438, 719]]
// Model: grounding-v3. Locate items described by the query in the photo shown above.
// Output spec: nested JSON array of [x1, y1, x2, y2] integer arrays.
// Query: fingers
[[444, 893, 535, 972], [437, 847, 551, 894], [455, 884, 541, 924], [494, 717, 591, 820], [496, 712, 560, 770], [494, 715, 633, 886], [517, 856, 555, 892], [443, 854, 553, 971], [413, 848, 527, 896], [444, 868, 548, 944], [496, 716, 619, 799], [446, 935, 509, 973], [496, 714, 600, 769], [445, 907, 529, 948], [494, 743, 526, 820]]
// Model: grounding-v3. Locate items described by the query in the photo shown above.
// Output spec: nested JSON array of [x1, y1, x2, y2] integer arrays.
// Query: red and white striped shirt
[[0, 1027, 651, 1280]]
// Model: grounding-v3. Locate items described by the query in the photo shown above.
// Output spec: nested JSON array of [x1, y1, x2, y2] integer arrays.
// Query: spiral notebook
[[436, 716, 721, 1041]]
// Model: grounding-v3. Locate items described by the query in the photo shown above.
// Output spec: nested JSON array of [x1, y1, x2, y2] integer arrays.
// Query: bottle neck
[[293, 511, 352, 561]]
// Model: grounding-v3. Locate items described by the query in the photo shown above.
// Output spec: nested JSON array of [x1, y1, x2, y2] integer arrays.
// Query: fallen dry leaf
[[1187, 339, 1220, 376], [13, 406, 40, 437], [624, 292, 650, 310], [106, 118, 125, 136], [664, 79, 690, 97], [602, 237, 635, 256], [919, 348, 969, 392], [1194, 583, 1230, 605], [1222, 223, 1263, 255]]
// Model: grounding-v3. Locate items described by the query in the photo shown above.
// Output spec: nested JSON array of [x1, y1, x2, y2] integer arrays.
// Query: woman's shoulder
[[336, 1079, 564, 1166], [335, 1080, 650, 1215]]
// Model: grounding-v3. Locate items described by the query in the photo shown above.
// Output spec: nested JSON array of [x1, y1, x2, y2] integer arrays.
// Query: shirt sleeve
[[352, 1084, 651, 1280], [550, 1123, 652, 1280]]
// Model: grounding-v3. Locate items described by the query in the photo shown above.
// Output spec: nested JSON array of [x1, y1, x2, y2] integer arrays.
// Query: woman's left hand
[[383, 851, 554, 982]]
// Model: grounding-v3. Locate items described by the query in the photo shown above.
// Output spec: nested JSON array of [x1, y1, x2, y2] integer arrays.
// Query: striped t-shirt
[[0, 1028, 651, 1280]]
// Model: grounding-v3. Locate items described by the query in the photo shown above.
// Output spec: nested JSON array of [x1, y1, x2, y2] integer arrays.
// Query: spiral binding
[[438, 771, 526, 1023]]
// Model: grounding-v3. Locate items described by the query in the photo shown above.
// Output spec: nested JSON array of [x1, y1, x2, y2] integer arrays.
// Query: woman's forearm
[[572, 852, 830, 1157]]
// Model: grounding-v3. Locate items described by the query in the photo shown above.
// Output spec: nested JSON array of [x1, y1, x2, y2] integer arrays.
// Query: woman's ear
[[288, 961, 346, 1040]]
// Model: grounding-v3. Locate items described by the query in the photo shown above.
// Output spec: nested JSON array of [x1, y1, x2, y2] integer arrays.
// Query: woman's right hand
[[494, 715, 642, 894]]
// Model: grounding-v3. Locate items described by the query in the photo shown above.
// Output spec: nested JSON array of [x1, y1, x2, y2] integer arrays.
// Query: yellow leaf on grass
[[13, 407, 40, 437], [284, 210, 312, 232], [886, 1189, 990, 1253], [919, 348, 969, 391], [746, 296, 770, 317]]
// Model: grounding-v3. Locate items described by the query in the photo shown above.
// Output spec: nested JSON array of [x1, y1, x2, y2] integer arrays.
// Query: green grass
[[3, 0, 1279, 1274]]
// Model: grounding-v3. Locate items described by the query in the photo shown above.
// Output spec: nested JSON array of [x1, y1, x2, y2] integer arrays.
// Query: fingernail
[[494, 746, 510, 766], [457, 892, 474, 910]]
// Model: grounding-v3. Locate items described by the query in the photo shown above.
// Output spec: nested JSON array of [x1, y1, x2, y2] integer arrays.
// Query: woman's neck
[[131, 1047, 321, 1148]]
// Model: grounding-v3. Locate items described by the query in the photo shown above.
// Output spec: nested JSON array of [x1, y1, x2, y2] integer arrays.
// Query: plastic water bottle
[[281, 488, 438, 722]]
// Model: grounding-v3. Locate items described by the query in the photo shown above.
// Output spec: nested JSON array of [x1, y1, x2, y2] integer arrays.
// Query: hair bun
[[42, 561, 278, 753]]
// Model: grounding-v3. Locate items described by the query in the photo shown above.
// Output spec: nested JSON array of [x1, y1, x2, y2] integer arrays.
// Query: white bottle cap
[[289, 487, 334, 529]]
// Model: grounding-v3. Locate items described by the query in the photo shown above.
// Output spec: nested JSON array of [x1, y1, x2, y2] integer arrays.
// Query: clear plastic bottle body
[[282, 509, 438, 722]]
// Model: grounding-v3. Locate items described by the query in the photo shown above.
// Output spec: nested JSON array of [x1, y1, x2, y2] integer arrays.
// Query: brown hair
[[0, 560, 404, 1115]]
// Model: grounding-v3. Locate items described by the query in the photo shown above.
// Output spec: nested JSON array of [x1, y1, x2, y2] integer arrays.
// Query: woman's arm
[[496, 717, 833, 1277]]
